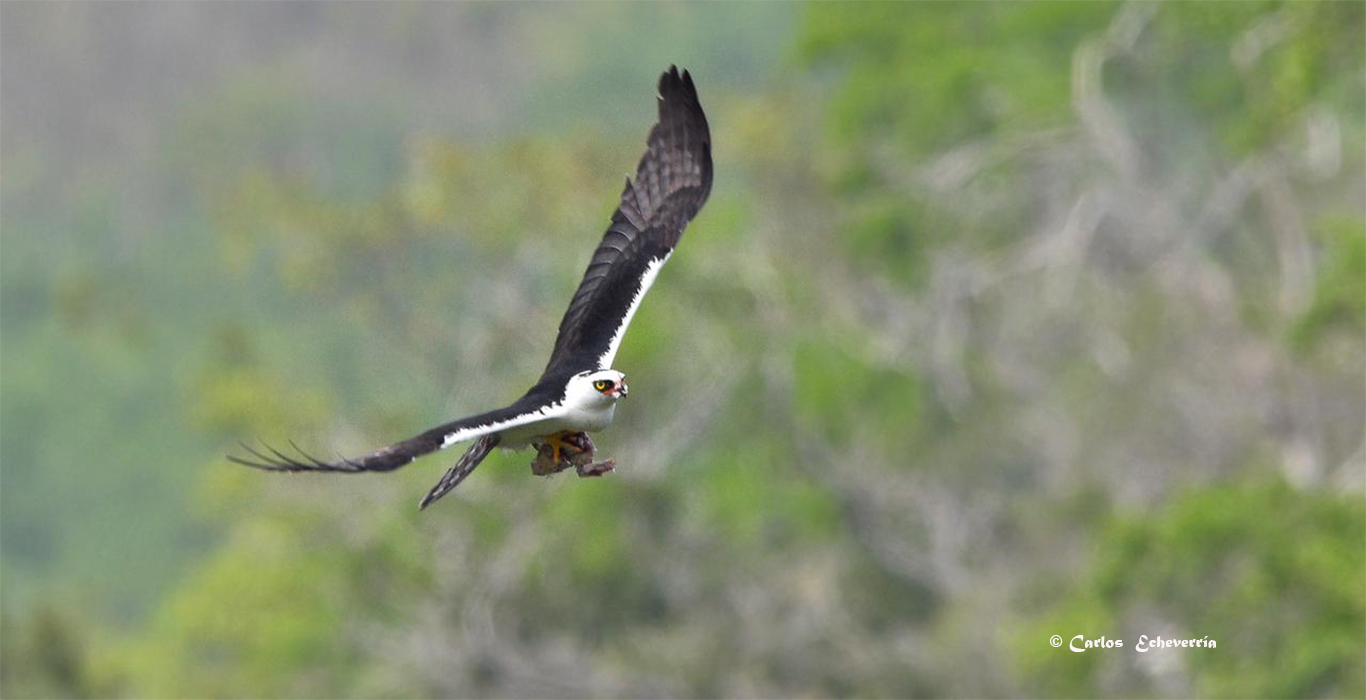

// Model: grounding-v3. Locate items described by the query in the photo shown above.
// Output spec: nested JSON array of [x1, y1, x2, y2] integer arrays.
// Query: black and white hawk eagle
[[231, 66, 712, 509]]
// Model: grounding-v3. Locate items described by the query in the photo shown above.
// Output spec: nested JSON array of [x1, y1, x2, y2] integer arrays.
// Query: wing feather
[[541, 66, 712, 378], [228, 396, 565, 474]]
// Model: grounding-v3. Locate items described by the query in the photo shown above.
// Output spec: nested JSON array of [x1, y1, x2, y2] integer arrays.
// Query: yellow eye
[[594, 380, 611, 392]]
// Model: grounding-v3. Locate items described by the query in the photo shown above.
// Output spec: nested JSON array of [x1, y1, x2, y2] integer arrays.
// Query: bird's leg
[[563, 432, 596, 466], [530, 431, 595, 476], [547, 432, 566, 464]]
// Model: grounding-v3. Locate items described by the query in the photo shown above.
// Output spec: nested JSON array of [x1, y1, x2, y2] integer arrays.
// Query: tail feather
[[419, 434, 500, 509]]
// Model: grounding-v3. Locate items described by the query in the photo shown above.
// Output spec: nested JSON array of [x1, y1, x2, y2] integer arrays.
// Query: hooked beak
[[614, 381, 629, 398]]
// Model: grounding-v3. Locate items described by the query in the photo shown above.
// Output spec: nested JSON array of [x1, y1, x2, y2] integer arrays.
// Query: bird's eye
[[593, 380, 613, 392]]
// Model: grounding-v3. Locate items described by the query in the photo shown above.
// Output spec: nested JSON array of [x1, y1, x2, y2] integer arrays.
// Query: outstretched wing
[[541, 66, 712, 379], [228, 394, 565, 474]]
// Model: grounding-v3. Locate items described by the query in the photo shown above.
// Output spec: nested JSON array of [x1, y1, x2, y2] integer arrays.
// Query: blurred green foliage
[[2, 2, 1362, 698], [1021, 478, 1365, 697], [1294, 216, 1366, 352], [0, 606, 108, 699]]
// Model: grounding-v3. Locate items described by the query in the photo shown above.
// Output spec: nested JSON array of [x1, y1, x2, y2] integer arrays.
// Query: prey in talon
[[531, 431, 617, 478]]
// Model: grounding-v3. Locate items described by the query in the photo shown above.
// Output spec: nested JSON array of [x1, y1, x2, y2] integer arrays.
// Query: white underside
[[496, 401, 617, 449], [439, 388, 620, 451]]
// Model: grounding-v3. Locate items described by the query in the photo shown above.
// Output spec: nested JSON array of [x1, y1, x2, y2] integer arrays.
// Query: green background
[[2, 2, 1362, 697]]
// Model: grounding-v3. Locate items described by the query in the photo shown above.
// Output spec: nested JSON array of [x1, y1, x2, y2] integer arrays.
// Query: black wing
[[541, 66, 712, 379], [228, 391, 562, 474]]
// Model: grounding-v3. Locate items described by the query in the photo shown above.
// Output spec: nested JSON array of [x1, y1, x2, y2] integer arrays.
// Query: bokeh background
[[2, 2, 1363, 697]]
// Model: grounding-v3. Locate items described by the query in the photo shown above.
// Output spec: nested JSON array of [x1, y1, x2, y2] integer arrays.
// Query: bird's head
[[568, 369, 628, 405]]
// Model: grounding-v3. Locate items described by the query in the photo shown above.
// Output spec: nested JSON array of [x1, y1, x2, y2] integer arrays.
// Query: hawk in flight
[[231, 66, 712, 509]]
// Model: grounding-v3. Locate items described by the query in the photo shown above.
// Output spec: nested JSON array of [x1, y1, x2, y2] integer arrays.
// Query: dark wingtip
[[226, 453, 268, 470], [227, 438, 360, 473], [658, 64, 693, 100], [228, 440, 287, 471]]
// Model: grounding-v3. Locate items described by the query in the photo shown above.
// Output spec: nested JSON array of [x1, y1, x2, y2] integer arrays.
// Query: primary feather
[[541, 65, 712, 378]]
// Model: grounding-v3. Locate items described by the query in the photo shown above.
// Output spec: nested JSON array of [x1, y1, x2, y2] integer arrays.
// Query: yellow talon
[[547, 431, 569, 464]]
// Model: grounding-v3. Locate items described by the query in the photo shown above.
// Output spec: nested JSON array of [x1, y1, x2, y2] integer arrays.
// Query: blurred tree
[[1019, 478, 1365, 698], [0, 605, 107, 699], [1293, 216, 1366, 353]]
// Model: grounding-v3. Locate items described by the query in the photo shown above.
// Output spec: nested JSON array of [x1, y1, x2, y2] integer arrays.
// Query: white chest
[[498, 401, 616, 448]]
